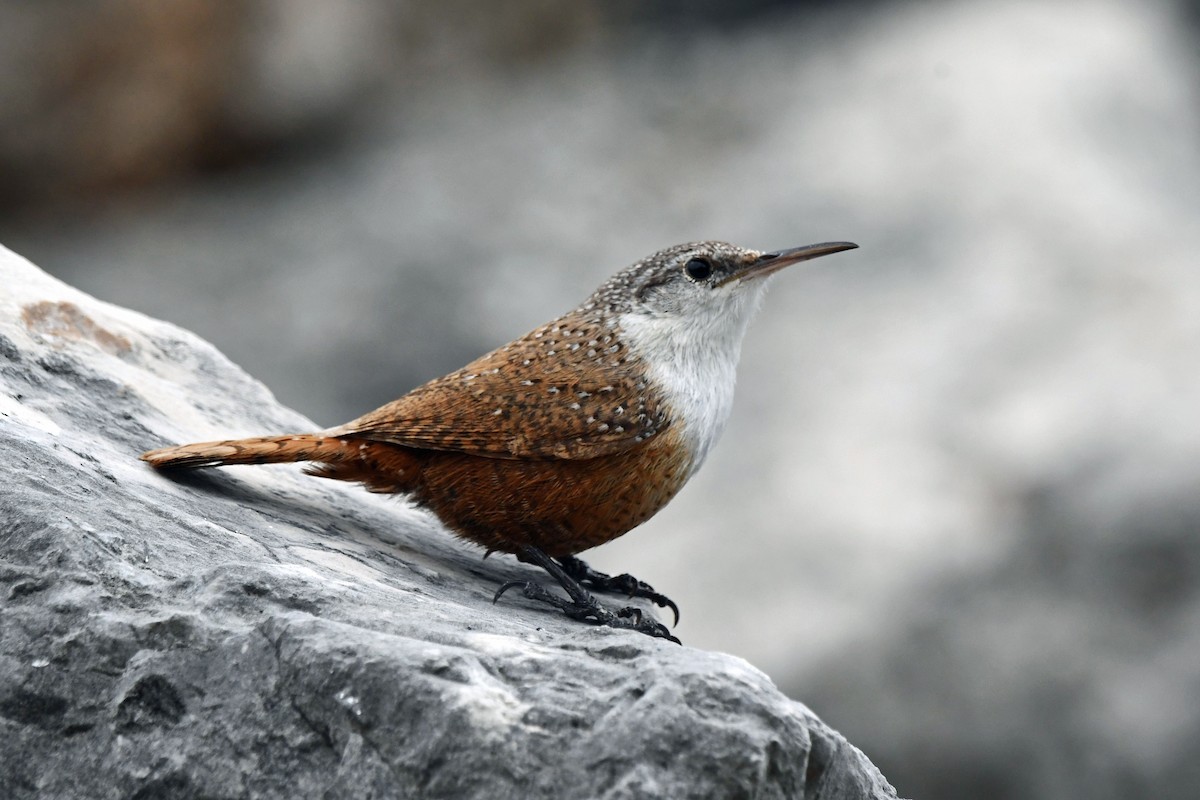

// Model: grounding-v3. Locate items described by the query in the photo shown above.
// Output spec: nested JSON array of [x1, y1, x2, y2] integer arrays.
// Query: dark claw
[[493, 547, 682, 644], [557, 556, 681, 626], [496, 579, 679, 643], [493, 580, 526, 604]]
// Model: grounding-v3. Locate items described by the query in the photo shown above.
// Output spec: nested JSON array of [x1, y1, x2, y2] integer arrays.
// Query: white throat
[[617, 283, 768, 475]]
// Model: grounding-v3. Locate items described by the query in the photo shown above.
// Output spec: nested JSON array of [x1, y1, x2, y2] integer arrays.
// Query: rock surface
[[0, 244, 898, 799]]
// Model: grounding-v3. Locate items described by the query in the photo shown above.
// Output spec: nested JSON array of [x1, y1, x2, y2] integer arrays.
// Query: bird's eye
[[684, 257, 713, 282]]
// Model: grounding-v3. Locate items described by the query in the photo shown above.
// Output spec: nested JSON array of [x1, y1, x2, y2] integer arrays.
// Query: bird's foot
[[494, 545, 681, 644], [557, 555, 680, 626], [493, 580, 680, 644]]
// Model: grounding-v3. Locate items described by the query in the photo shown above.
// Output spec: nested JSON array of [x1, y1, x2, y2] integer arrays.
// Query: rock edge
[[0, 244, 899, 800]]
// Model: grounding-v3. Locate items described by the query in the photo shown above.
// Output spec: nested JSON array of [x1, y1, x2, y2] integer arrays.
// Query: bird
[[141, 240, 857, 643]]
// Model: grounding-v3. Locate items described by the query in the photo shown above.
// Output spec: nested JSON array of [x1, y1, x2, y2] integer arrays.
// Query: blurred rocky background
[[3, 0, 1199, 798]]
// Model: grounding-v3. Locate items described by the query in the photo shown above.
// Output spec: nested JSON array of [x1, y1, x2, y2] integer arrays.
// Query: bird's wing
[[335, 323, 669, 460]]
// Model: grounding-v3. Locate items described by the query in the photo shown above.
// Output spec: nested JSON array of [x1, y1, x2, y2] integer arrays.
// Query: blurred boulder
[[0, 0, 611, 214]]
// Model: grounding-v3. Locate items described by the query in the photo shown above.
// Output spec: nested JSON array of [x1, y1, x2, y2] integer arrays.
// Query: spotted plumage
[[142, 239, 858, 641], [340, 311, 667, 460]]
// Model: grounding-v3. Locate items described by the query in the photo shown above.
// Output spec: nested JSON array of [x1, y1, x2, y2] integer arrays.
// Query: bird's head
[[589, 240, 857, 333]]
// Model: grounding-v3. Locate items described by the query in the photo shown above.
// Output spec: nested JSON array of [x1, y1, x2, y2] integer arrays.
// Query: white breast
[[618, 283, 768, 476]]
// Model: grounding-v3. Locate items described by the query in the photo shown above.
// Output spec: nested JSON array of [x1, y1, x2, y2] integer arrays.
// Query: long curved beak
[[725, 241, 858, 285]]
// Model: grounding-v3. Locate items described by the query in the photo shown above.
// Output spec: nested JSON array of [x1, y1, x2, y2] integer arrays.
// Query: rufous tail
[[140, 434, 353, 471]]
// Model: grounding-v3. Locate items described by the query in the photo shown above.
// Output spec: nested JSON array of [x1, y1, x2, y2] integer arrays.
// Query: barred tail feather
[[140, 434, 351, 470]]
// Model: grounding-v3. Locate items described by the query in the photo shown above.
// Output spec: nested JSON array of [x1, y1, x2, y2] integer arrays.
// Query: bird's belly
[[413, 428, 693, 557]]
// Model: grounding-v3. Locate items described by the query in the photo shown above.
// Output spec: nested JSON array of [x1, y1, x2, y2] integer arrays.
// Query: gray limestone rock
[[0, 244, 898, 800]]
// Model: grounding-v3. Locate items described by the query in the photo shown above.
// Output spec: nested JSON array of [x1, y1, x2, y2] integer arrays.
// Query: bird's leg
[[494, 546, 680, 644], [556, 555, 680, 626]]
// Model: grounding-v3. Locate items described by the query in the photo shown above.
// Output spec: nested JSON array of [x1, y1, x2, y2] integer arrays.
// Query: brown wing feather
[[335, 315, 669, 460]]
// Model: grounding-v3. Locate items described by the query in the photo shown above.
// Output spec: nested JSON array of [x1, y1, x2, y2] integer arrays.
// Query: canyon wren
[[142, 240, 857, 643]]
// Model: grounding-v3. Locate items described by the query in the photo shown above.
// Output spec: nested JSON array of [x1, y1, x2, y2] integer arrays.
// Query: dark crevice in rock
[[116, 674, 187, 730], [0, 688, 70, 728]]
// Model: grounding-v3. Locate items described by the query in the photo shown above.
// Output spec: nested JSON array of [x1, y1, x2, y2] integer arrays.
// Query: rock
[[0, 244, 899, 800]]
